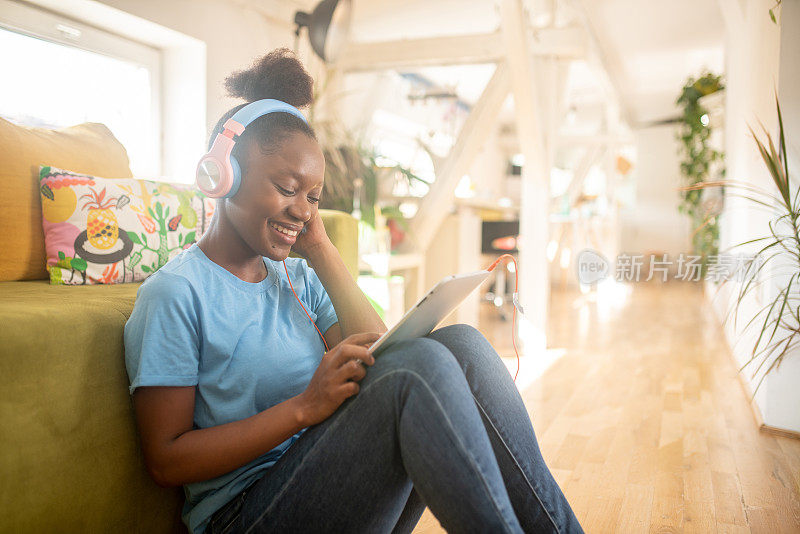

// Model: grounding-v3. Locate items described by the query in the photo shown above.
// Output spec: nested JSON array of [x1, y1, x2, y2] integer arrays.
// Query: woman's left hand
[[292, 210, 332, 260]]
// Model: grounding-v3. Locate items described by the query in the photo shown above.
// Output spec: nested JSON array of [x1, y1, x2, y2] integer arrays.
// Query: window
[[0, 1, 161, 176]]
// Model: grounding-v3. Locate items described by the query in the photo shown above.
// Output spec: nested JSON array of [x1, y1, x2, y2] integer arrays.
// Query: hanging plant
[[676, 72, 725, 269], [310, 67, 428, 230], [314, 130, 428, 229], [682, 98, 796, 393]]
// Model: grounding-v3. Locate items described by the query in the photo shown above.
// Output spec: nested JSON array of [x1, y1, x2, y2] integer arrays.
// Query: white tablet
[[369, 269, 492, 355]]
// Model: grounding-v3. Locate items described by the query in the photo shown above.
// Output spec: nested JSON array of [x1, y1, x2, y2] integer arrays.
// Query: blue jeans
[[206, 324, 583, 534]]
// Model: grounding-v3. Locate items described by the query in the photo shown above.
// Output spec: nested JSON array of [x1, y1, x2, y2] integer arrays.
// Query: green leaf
[[156, 202, 163, 217], [127, 231, 142, 245], [141, 265, 152, 273], [71, 258, 87, 271], [148, 206, 156, 219], [183, 231, 196, 246], [58, 251, 65, 260], [776, 97, 789, 190], [140, 232, 148, 245], [40, 184, 54, 201]]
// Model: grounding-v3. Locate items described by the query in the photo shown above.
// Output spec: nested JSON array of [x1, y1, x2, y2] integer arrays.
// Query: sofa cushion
[[0, 118, 133, 282], [39, 166, 215, 285], [0, 280, 184, 532]]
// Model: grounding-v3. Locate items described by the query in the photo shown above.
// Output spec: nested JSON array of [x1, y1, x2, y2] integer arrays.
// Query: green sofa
[[0, 217, 357, 533], [0, 118, 358, 532]]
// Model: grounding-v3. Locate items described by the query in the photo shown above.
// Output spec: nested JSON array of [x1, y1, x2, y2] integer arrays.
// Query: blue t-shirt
[[124, 244, 338, 534]]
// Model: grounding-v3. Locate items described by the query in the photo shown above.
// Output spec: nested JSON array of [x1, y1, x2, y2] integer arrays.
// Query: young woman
[[124, 48, 582, 534]]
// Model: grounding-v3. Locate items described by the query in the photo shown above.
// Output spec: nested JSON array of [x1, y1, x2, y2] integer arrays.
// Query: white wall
[[778, 1, 800, 186], [619, 124, 691, 259], [711, 0, 799, 433], [24, 0, 312, 181], [768, 0, 800, 434], [94, 0, 309, 137]]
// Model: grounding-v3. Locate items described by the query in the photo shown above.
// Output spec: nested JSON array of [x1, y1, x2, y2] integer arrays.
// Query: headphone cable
[[283, 260, 330, 352], [486, 254, 521, 381]]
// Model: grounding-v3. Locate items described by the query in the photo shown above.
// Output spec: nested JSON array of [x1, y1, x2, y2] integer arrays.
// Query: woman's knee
[[376, 337, 462, 378], [428, 324, 497, 369], [432, 323, 487, 345]]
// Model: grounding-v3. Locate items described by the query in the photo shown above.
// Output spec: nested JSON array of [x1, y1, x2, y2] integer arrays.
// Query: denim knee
[[428, 324, 499, 371], [380, 337, 459, 373]]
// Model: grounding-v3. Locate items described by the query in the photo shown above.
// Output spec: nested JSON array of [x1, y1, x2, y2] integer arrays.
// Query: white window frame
[[0, 0, 162, 176]]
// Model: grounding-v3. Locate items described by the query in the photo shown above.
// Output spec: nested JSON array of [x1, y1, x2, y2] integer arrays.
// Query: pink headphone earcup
[[225, 156, 242, 198]]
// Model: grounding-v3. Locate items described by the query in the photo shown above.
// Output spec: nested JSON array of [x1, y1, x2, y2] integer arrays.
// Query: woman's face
[[225, 131, 325, 262]]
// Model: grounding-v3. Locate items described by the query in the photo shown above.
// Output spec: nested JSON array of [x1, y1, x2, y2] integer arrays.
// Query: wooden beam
[[408, 62, 511, 250], [569, 0, 635, 129], [557, 133, 635, 146], [341, 33, 503, 72], [566, 145, 605, 207], [340, 27, 586, 72], [500, 0, 550, 352], [497, 131, 634, 149], [530, 26, 587, 57]]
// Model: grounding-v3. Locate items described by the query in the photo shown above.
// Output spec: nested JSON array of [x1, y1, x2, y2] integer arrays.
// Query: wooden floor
[[412, 282, 800, 533]]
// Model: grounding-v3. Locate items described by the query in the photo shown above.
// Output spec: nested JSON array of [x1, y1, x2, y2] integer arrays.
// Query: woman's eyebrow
[[289, 172, 323, 189]]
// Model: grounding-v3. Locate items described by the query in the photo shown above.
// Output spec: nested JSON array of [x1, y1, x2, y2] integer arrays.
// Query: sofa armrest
[[314, 209, 359, 279]]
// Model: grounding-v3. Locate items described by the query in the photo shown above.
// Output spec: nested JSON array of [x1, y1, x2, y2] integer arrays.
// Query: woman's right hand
[[297, 332, 381, 426]]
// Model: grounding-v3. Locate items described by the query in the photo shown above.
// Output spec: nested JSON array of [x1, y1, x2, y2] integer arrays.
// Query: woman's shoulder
[[126, 267, 202, 337], [136, 250, 205, 305], [137, 268, 194, 298], [139, 249, 204, 294]]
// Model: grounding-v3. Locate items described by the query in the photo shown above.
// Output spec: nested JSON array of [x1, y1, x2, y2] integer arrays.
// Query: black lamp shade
[[295, 0, 351, 62]]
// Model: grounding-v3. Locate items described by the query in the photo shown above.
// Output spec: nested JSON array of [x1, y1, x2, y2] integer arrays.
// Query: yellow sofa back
[[0, 118, 133, 281]]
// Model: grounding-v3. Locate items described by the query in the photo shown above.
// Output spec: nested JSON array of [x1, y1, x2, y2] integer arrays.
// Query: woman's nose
[[287, 196, 312, 223]]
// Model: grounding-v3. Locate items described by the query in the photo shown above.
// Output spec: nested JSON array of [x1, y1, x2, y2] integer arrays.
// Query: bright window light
[[546, 240, 558, 262], [0, 27, 158, 176], [455, 175, 475, 198], [560, 247, 572, 269]]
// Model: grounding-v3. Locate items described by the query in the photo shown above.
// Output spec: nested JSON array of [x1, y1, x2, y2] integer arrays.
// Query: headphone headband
[[197, 99, 310, 198], [228, 99, 309, 131]]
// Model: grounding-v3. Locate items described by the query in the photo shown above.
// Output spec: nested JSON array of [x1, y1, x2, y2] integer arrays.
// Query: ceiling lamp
[[294, 0, 352, 63]]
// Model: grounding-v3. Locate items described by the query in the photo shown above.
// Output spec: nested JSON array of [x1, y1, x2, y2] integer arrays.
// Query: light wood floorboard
[[412, 282, 800, 533]]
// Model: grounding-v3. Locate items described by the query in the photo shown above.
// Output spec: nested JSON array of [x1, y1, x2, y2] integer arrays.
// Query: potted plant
[[684, 98, 796, 392], [310, 68, 429, 240]]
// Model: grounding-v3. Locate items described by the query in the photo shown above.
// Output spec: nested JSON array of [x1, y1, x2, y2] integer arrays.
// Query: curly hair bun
[[224, 48, 314, 109]]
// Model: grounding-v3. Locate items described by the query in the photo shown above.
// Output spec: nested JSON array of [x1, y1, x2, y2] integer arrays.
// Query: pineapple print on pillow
[[39, 166, 215, 285], [82, 188, 120, 249]]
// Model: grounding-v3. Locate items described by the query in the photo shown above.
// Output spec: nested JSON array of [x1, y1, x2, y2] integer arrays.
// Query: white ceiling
[[349, 0, 501, 41], [336, 0, 726, 128], [580, 0, 725, 125]]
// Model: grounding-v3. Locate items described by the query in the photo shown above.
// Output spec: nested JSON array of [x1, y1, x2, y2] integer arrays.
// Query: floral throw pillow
[[39, 166, 215, 285]]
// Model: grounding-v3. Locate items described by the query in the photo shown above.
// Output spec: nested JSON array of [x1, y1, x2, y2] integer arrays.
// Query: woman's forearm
[[144, 393, 308, 487], [305, 242, 387, 337]]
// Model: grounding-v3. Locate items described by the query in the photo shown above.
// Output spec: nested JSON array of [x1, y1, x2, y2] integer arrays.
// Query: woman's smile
[[268, 220, 301, 245]]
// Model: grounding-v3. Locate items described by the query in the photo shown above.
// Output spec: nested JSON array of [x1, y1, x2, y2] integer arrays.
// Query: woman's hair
[[208, 48, 317, 170]]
